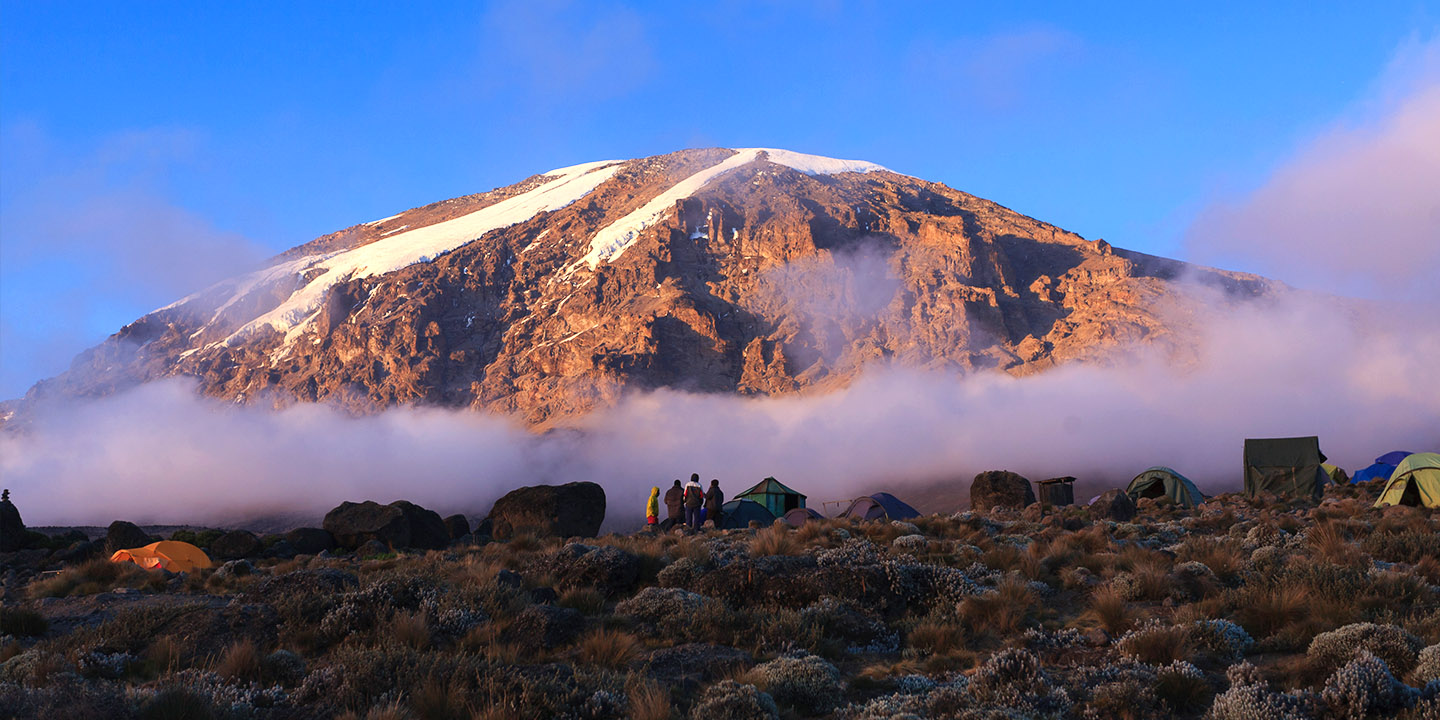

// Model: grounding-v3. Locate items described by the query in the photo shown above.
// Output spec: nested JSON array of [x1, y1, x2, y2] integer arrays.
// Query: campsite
[[3, 442, 1440, 719]]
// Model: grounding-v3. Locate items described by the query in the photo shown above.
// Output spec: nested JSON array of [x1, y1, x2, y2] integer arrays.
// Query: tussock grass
[[214, 638, 262, 681], [1089, 586, 1133, 635], [626, 678, 673, 720], [749, 525, 799, 557], [575, 628, 642, 668], [29, 557, 163, 598]]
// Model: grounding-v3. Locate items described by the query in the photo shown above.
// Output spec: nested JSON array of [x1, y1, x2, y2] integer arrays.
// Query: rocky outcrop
[[442, 514, 470, 540], [282, 527, 336, 555], [1089, 489, 1137, 521], [211, 530, 261, 559], [105, 521, 153, 554], [487, 482, 606, 540], [970, 471, 1036, 513], [0, 492, 26, 552], [322, 500, 449, 551], [9, 148, 1276, 428]]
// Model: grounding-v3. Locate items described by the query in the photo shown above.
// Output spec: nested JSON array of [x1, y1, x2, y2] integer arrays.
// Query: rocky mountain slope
[[12, 148, 1275, 426]]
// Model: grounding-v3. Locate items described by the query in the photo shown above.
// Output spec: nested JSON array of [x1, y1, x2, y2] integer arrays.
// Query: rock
[[495, 569, 524, 589], [357, 539, 390, 557], [55, 540, 101, 564], [211, 530, 261, 559], [487, 481, 606, 541], [1089, 489, 1137, 521], [215, 559, 254, 579], [512, 604, 583, 649], [970, 471, 1036, 513], [1021, 503, 1045, 522], [541, 543, 640, 598], [529, 587, 558, 605], [106, 521, 153, 554], [474, 517, 494, 539], [283, 527, 336, 555], [0, 495, 28, 552], [255, 568, 359, 598], [322, 500, 449, 550], [443, 514, 470, 539], [265, 540, 297, 559]]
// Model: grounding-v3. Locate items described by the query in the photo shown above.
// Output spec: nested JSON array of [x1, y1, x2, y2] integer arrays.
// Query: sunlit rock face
[[16, 148, 1273, 426]]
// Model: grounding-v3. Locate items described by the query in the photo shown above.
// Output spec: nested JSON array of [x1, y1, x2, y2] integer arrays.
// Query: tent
[[1352, 451, 1414, 484], [718, 499, 776, 529], [737, 477, 807, 517], [1126, 467, 1205, 508], [1320, 463, 1350, 486], [839, 492, 920, 522], [1374, 453, 1440, 509], [109, 541, 212, 573], [1243, 436, 1328, 500], [781, 507, 825, 527]]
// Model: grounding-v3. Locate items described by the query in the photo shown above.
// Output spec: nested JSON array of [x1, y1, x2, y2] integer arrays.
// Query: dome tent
[[1352, 451, 1414, 484], [110, 540, 212, 573], [839, 492, 920, 522], [737, 477, 807, 517], [781, 507, 825, 527], [718, 499, 776, 529], [1126, 467, 1205, 509], [1374, 453, 1440, 509]]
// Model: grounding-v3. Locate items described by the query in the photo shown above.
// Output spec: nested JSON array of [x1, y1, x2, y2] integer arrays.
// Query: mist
[[3, 278, 1436, 529]]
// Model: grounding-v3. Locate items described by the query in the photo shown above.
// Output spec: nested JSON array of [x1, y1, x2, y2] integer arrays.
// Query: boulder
[[486, 481, 606, 541], [970, 471, 1036, 513], [211, 530, 262, 560], [511, 604, 583, 650], [1089, 489, 1137, 521], [283, 527, 336, 555], [0, 493, 27, 552], [443, 514, 470, 539], [322, 500, 449, 550], [106, 521, 153, 554]]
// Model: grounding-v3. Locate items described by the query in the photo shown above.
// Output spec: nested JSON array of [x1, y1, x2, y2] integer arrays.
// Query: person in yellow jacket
[[646, 487, 660, 527]]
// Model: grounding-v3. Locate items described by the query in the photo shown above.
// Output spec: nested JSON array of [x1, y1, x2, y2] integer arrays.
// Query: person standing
[[705, 479, 725, 529], [664, 479, 684, 523], [683, 474, 705, 529], [645, 487, 660, 528]]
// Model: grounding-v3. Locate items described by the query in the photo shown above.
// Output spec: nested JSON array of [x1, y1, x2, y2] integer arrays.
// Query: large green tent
[[737, 477, 806, 517], [1244, 436, 1327, 500], [1126, 467, 1205, 508], [1374, 453, 1440, 509]]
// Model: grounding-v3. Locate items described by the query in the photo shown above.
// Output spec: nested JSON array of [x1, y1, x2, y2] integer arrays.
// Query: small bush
[[1309, 622, 1424, 675], [746, 653, 844, 714], [688, 680, 778, 720], [0, 607, 48, 636], [1154, 660, 1211, 714], [1321, 651, 1418, 720], [575, 628, 641, 669]]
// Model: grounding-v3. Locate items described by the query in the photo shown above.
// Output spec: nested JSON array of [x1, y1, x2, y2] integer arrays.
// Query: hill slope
[[13, 148, 1275, 425]]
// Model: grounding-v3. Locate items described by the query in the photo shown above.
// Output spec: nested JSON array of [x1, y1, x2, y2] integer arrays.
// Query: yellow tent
[[1374, 453, 1440, 509], [109, 540, 213, 573]]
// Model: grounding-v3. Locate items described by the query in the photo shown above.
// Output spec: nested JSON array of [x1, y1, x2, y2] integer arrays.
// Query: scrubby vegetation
[[1, 485, 1438, 718]]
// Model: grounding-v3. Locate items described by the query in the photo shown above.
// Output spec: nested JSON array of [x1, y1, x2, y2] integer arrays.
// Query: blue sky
[[2, 1, 1436, 398]]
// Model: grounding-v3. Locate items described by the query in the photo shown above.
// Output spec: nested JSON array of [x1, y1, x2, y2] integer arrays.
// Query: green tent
[[1126, 467, 1205, 508], [1244, 436, 1327, 500], [1374, 453, 1440, 509], [736, 477, 806, 518]]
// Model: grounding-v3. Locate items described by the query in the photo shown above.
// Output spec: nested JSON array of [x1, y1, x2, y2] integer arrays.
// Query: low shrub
[[1308, 622, 1424, 675], [689, 680, 778, 720], [1321, 651, 1418, 720], [0, 607, 48, 636], [746, 652, 845, 714]]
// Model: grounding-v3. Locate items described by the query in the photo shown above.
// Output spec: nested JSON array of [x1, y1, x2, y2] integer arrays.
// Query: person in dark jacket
[[664, 479, 684, 522], [683, 474, 705, 529], [705, 479, 724, 529]]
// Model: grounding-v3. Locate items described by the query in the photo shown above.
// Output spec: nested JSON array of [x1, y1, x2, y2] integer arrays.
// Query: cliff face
[[16, 148, 1274, 426]]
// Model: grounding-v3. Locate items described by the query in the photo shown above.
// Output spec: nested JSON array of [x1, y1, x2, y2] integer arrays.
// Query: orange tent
[[109, 540, 213, 573]]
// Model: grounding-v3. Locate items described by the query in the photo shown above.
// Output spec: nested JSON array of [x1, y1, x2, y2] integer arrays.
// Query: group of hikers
[[645, 473, 724, 530]]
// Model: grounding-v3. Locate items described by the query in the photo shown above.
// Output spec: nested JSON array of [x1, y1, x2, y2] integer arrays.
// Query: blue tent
[[1353, 451, 1414, 484]]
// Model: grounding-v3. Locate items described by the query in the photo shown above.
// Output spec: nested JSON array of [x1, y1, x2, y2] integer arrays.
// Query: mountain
[[10, 148, 1275, 427]]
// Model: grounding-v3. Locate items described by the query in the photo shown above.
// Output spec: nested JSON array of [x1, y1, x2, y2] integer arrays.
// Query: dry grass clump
[[29, 558, 163, 598], [749, 525, 799, 557], [1116, 623, 1194, 664], [1175, 536, 1245, 581], [575, 628, 642, 669], [389, 611, 431, 650], [1232, 585, 1310, 639], [626, 678, 673, 720], [1088, 586, 1133, 635], [908, 619, 966, 655], [213, 638, 263, 681], [959, 574, 1036, 637], [1305, 521, 1368, 567], [558, 586, 607, 614]]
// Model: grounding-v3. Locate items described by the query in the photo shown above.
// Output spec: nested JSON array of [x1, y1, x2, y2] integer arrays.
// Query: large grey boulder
[[1089, 489, 1137, 521], [323, 500, 449, 550], [106, 520, 154, 554], [283, 527, 336, 555], [970, 471, 1036, 513], [211, 530, 262, 559], [486, 481, 606, 541]]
